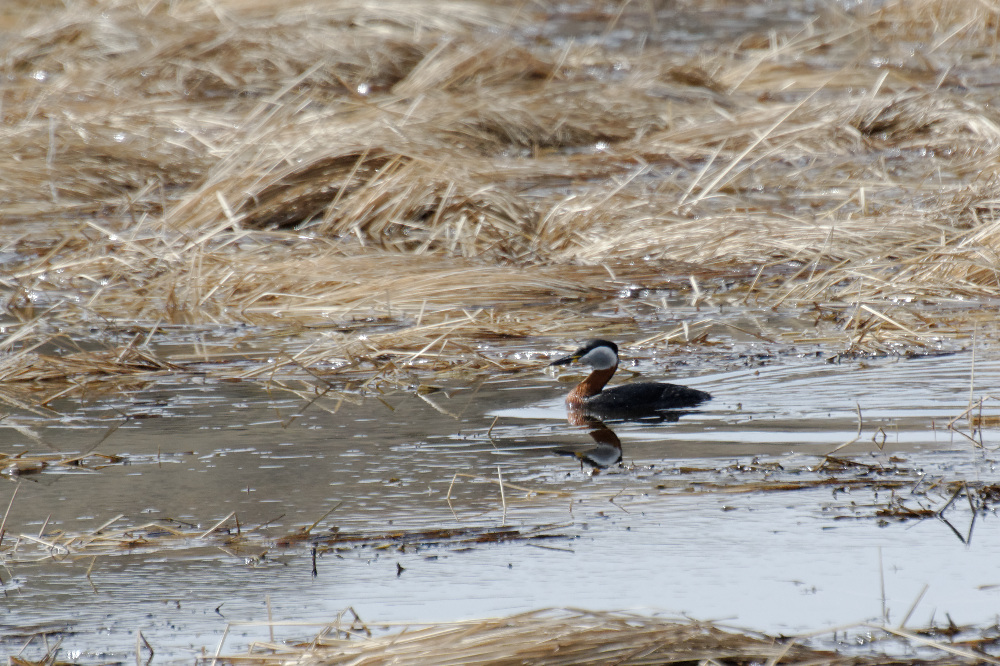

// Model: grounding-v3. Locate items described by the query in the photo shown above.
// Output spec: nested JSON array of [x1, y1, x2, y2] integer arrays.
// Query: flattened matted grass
[[206, 608, 995, 665], [2, 0, 1000, 387]]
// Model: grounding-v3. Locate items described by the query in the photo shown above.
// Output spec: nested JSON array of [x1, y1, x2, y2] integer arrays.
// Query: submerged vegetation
[[6, 445, 998, 662]]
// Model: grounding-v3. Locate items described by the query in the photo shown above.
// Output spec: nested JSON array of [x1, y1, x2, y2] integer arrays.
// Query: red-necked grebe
[[549, 339, 710, 417]]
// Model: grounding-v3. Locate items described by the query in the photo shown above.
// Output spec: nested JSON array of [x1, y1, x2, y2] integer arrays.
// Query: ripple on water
[[4, 353, 1000, 661]]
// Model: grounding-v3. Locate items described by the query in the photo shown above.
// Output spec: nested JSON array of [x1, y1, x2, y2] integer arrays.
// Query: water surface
[[3, 351, 1000, 662]]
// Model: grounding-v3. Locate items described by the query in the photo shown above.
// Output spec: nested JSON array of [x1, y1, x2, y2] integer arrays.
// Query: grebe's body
[[550, 339, 710, 418]]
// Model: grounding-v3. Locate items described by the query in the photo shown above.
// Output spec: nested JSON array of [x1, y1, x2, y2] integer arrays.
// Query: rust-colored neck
[[566, 365, 617, 408]]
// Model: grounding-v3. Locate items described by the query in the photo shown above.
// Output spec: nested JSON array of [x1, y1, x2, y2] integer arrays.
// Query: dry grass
[[2, 0, 1000, 388], [205, 608, 996, 665], [7, 5, 1000, 660]]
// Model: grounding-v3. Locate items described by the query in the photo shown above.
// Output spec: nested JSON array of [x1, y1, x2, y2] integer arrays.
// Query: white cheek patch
[[579, 346, 618, 370]]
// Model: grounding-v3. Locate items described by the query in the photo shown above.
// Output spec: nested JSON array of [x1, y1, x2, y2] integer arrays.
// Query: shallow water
[[3, 351, 1000, 662]]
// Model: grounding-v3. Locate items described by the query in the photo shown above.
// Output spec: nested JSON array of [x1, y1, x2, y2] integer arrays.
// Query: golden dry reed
[[2, 0, 1000, 394], [208, 608, 989, 665]]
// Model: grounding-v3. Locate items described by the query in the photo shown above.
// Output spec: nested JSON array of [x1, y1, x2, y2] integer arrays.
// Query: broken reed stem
[[137, 629, 154, 663], [91, 514, 125, 535], [898, 583, 928, 629], [498, 466, 506, 526], [878, 546, 886, 624], [37, 514, 50, 538], [871, 624, 1000, 665], [303, 502, 342, 535], [825, 403, 862, 456], [970, 321, 977, 408], [209, 623, 230, 666], [764, 639, 797, 666], [0, 484, 20, 546], [935, 482, 966, 518], [267, 595, 274, 645], [199, 512, 237, 539], [946, 396, 994, 449]]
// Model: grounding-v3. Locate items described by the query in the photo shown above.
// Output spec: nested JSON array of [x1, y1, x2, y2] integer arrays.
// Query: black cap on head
[[582, 339, 618, 355]]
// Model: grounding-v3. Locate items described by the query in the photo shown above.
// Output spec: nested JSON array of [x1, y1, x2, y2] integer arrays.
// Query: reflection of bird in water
[[549, 339, 711, 419], [554, 412, 623, 471]]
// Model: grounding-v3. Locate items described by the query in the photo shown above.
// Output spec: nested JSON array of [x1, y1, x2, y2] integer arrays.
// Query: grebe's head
[[549, 339, 619, 370]]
